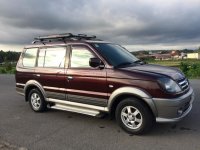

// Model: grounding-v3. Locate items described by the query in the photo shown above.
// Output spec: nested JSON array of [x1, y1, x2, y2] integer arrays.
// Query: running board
[[50, 104, 101, 116]]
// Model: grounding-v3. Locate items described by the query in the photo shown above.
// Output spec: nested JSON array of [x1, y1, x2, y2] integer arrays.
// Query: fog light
[[177, 108, 183, 116]]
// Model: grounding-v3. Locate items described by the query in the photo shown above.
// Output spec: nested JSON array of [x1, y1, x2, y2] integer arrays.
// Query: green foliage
[[180, 62, 200, 78], [0, 68, 6, 74], [4, 62, 12, 71], [10, 68, 16, 74], [148, 59, 200, 78], [0, 66, 16, 74], [0, 50, 21, 63], [180, 62, 189, 74], [177, 61, 200, 78], [0, 62, 16, 74]]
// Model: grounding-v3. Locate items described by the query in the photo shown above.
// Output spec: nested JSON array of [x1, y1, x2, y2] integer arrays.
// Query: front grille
[[177, 78, 189, 91]]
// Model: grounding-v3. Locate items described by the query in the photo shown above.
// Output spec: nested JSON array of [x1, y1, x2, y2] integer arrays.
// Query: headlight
[[158, 78, 181, 93]]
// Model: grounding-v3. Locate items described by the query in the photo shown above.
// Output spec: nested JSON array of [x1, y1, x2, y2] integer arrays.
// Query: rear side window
[[37, 47, 66, 68], [22, 48, 38, 67]]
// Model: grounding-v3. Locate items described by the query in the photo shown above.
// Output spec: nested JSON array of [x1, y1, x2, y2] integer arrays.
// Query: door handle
[[67, 76, 73, 80], [35, 74, 40, 77]]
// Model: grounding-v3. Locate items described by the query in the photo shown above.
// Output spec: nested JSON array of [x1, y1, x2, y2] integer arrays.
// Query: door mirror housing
[[89, 57, 104, 68]]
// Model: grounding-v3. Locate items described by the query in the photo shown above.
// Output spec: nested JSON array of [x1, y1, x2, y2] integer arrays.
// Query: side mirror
[[89, 57, 104, 68]]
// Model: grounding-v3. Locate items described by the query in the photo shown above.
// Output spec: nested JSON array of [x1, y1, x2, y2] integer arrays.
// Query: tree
[[198, 47, 200, 52], [0, 50, 5, 63], [0, 50, 21, 62]]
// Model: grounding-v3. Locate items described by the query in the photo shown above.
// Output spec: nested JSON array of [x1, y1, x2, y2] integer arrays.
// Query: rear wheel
[[28, 88, 47, 112], [115, 98, 154, 135]]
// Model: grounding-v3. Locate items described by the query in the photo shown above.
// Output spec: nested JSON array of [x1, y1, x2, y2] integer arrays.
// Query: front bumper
[[153, 87, 194, 123]]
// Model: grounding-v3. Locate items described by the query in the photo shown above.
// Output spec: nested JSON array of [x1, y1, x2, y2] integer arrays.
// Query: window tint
[[70, 46, 94, 68], [22, 48, 38, 67], [92, 43, 138, 67], [37, 47, 66, 68]]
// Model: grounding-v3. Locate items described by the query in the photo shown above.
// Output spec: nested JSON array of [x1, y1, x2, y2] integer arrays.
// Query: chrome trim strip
[[43, 86, 60, 90], [182, 84, 187, 89], [16, 83, 25, 86], [179, 80, 186, 85], [178, 79, 189, 90], [67, 89, 107, 96], [43, 86, 107, 97], [48, 98, 109, 112]]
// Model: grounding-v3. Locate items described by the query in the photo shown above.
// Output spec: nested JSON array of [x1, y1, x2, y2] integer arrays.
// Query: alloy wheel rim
[[121, 106, 143, 129], [31, 93, 41, 110]]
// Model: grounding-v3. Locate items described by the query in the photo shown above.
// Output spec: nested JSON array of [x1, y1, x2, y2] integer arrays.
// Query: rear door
[[34, 46, 68, 100], [66, 44, 108, 107]]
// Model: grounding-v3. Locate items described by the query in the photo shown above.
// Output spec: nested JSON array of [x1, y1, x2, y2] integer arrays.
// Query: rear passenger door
[[34, 46, 68, 100], [66, 44, 108, 107]]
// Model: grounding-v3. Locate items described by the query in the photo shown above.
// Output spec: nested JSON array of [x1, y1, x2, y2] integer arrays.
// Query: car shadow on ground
[[45, 108, 198, 137]]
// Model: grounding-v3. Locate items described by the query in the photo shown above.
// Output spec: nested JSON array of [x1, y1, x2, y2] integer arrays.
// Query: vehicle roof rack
[[32, 33, 98, 44]]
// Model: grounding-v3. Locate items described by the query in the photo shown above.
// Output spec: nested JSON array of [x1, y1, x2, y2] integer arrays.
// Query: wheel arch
[[24, 80, 46, 102], [108, 87, 157, 118]]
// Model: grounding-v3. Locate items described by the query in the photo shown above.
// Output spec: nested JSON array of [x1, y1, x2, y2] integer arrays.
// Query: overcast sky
[[0, 0, 200, 51]]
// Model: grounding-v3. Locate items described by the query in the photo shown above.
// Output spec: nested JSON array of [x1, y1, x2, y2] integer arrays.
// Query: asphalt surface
[[0, 74, 200, 150]]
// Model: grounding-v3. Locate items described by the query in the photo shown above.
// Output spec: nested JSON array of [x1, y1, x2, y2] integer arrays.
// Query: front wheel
[[28, 88, 47, 112], [115, 98, 154, 135]]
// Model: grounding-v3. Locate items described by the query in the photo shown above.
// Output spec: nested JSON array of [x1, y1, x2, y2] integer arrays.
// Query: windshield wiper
[[114, 62, 134, 68]]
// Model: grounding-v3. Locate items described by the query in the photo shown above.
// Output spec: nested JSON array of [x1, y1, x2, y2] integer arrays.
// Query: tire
[[28, 88, 47, 112], [115, 98, 154, 135]]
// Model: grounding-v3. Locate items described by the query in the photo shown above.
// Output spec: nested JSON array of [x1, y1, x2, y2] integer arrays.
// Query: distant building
[[137, 54, 155, 60], [187, 53, 200, 59], [171, 50, 180, 56], [153, 53, 171, 60]]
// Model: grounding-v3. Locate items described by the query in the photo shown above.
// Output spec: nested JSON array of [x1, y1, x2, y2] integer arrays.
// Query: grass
[[0, 66, 16, 74], [147, 59, 200, 67]]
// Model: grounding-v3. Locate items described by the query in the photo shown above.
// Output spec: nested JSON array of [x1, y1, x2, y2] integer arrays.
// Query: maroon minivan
[[15, 33, 194, 134]]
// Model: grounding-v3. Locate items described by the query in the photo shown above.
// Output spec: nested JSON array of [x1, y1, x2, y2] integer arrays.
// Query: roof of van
[[24, 33, 111, 48]]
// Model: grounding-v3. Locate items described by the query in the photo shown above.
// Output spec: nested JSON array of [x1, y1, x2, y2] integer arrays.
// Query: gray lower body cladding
[[153, 87, 194, 122]]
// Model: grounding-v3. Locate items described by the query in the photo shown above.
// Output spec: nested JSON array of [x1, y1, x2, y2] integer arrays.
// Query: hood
[[123, 64, 185, 80]]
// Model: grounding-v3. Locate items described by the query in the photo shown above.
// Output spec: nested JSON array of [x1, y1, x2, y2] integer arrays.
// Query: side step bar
[[51, 104, 100, 116], [48, 98, 108, 117]]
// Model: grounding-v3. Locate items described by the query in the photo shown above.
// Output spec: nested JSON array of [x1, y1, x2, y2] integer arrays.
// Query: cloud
[[0, 0, 200, 50]]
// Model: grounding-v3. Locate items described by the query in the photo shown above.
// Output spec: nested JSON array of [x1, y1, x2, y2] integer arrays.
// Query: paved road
[[0, 75, 200, 150]]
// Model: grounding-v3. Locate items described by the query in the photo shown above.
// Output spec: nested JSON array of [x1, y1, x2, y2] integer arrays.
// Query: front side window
[[22, 48, 38, 67], [37, 47, 66, 68], [70, 46, 94, 68]]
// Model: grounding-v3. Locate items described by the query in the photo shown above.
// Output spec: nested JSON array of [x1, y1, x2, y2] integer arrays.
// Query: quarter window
[[70, 46, 94, 68], [22, 48, 38, 67], [37, 47, 66, 68]]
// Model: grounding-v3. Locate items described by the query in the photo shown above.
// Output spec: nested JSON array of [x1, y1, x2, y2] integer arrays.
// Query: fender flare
[[107, 87, 157, 116], [24, 80, 47, 101]]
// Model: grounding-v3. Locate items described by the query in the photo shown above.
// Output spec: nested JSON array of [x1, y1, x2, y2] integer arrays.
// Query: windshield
[[92, 43, 139, 67]]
